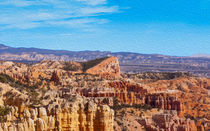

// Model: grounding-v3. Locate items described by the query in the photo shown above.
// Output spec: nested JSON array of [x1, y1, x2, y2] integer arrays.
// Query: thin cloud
[[77, 0, 107, 6], [4, 22, 43, 29], [0, 0, 119, 30], [80, 6, 119, 15], [0, 0, 34, 7], [48, 18, 108, 28], [0, 0, 65, 7]]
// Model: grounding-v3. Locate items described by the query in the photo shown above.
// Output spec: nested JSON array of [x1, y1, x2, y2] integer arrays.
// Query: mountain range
[[0, 44, 209, 77]]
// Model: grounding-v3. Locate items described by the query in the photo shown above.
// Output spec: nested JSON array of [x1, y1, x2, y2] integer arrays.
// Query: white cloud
[[0, 0, 119, 30], [80, 6, 119, 15], [77, 0, 107, 6], [0, 0, 67, 7], [0, 0, 34, 7], [4, 22, 42, 29], [48, 18, 108, 28]]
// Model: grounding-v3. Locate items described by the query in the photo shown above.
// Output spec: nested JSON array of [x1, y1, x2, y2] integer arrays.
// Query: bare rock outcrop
[[145, 93, 183, 115], [85, 56, 121, 79], [0, 95, 114, 131], [143, 110, 198, 131], [108, 81, 147, 105], [0, 59, 209, 131], [0, 57, 121, 88]]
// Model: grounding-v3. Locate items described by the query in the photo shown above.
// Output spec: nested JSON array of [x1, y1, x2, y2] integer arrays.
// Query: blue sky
[[0, 0, 210, 56]]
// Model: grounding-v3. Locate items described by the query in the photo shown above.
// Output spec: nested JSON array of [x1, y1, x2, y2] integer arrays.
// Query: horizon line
[[2, 43, 209, 58]]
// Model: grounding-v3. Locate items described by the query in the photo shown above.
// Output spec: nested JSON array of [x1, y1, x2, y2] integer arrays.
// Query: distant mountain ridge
[[0, 44, 209, 77], [191, 54, 210, 58]]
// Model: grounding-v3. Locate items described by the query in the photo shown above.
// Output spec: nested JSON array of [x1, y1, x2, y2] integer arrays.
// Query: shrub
[[0, 106, 11, 123], [50, 71, 60, 85], [112, 102, 152, 111], [0, 74, 14, 83], [63, 62, 81, 71], [81, 57, 109, 72], [121, 110, 126, 116], [185, 114, 195, 120], [0, 74, 38, 91], [113, 97, 119, 106], [102, 98, 109, 104], [28, 90, 43, 107], [117, 121, 122, 126]]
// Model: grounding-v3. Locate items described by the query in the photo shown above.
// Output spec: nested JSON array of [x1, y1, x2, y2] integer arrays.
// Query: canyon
[[0, 56, 209, 131], [0, 44, 209, 77]]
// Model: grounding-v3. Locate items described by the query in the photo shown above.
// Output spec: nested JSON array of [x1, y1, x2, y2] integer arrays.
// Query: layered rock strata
[[85, 56, 120, 79], [0, 56, 120, 87], [145, 93, 183, 115], [0, 98, 114, 131], [141, 110, 198, 131]]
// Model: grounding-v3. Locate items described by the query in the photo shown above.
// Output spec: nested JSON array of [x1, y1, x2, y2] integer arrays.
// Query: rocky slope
[[0, 83, 114, 131], [0, 57, 209, 130], [0, 56, 120, 86], [114, 108, 204, 131]]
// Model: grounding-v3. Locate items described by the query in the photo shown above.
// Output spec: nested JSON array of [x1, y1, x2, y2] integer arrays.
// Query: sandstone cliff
[[85, 56, 120, 79], [0, 56, 120, 87], [0, 85, 114, 131]]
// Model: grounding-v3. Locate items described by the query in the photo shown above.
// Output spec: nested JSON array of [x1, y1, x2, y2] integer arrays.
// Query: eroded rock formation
[[145, 93, 183, 115], [0, 94, 114, 131], [0, 58, 209, 131], [85, 56, 121, 79], [143, 110, 198, 131]]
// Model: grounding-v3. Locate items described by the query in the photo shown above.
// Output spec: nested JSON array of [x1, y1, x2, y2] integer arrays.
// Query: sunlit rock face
[[0, 57, 209, 131], [143, 110, 198, 131], [85, 56, 121, 79], [0, 95, 114, 131], [0, 56, 120, 86], [108, 81, 147, 105], [145, 94, 183, 114]]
